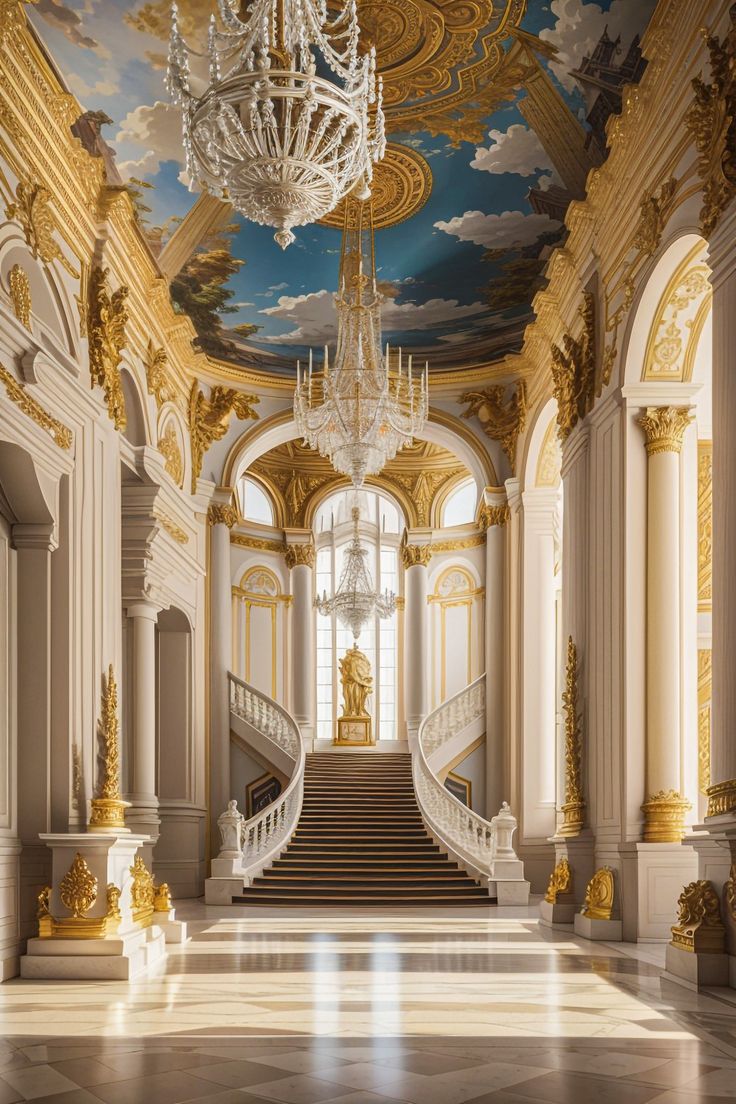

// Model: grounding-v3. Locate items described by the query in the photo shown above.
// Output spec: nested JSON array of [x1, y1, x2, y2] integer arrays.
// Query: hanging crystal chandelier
[[294, 198, 428, 486], [167, 0, 386, 249], [316, 507, 396, 640]]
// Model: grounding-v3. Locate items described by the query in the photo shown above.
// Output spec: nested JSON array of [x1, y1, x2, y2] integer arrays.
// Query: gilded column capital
[[637, 406, 693, 456], [284, 543, 315, 570], [641, 789, 691, 843], [208, 504, 238, 528], [477, 503, 510, 530], [706, 777, 736, 818], [401, 544, 433, 569]]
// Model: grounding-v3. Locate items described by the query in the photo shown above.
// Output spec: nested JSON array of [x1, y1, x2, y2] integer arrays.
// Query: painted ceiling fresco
[[29, 0, 656, 373]]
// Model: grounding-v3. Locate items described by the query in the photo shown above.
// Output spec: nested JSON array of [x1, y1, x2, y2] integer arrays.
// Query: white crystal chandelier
[[316, 508, 395, 640], [167, 0, 385, 249], [294, 199, 428, 486]]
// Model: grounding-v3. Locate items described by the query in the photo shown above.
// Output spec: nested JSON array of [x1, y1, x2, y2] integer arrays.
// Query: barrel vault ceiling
[[29, 0, 656, 375]]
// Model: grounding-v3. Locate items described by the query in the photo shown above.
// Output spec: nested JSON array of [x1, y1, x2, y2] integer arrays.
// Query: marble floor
[[2, 901, 736, 1103]]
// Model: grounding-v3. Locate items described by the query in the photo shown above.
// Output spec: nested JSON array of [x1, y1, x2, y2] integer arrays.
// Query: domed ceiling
[[29, 0, 656, 374]]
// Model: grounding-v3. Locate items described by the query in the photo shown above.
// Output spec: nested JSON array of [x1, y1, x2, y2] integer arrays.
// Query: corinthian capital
[[284, 543, 315, 569], [401, 544, 433, 569], [637, 406, 693, 456]]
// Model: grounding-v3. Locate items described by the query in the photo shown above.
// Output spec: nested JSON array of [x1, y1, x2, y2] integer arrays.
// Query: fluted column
[[403, 542, 432, 739], [285, 542, 315, 745], [479, 492, 509, 815], [125, 601, 160, 838], [708, 203, 736, 819], [208, 502, 237, 853], [638, 407, 693, 840]]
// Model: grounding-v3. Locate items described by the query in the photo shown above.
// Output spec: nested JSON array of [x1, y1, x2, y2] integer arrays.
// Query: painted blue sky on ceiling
[[28, 0, 656, 371]]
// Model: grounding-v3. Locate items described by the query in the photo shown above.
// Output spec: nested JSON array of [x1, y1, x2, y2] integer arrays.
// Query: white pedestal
[[152, 908, 187, 943], [495, 879, 530, 905], [539, 897, 576, 928], [205, 876, 244, 904], [22, 926, 165, 980], [664, 942, 730, 990], [574, 913, 623, 941], [619, 842, 699, 942]]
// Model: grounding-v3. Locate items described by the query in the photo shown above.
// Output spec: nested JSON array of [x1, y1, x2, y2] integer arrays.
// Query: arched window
[[237, 475, 274, 525], [314, 488, 402, 741], [442, 478, 477, 527]]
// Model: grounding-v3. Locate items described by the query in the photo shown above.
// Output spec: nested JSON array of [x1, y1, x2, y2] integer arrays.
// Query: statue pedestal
[[539, 897, 576, 928], [335, 716, 374, 746], [574, 913, 622, 941]]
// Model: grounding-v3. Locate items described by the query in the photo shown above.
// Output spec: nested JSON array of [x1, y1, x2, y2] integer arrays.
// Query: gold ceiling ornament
[[0, 0, 37, 47], [706, 777, 736, 818], [383, 468, 462, 528], [318, 143, 432, 230], [59, 853, 97, 919], [684, 8, 736, 238], [642, 789, 691, 844], [698, 440, 712, 611], [4, 178, 80, 278], [725, 865, 736, 922], [544, 858, 572, 905], [698, 649, 712, 797], [129, 855, 156, 926], [670, 879, 726, 954], [401, 543, 433, 569], [89, 664, 129, 831], [637, 406, 693, 456], [581, 867, 615, 921], [189, 383, 259, 492], [157, 423, 184, 488], [88, 265, 129, 432], [460, 380, 527, 473], [207, 503, 239, 528], [0, 363, 73, 450], [633, 177, 678, 257], [284, 543, 315, 570], [559, 636, 585, 837], [145, 341, 176, 408], [477, 503, 510, 530], [155, 511, 189, 545], [550, 293, 598, 442], [8, 263, 31, 330]]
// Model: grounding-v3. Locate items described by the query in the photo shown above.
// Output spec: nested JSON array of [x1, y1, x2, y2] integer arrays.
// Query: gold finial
[[89, 665, 129, 831]]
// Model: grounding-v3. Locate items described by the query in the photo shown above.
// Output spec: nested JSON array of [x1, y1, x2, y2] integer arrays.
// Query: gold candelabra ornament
[[89, 665, 130, 832], [559, 636, 586, 836]]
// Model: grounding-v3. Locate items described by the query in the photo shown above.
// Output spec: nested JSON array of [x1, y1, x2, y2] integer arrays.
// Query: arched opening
[[237, 474, 275, 526], [440, 478, 477, 528]]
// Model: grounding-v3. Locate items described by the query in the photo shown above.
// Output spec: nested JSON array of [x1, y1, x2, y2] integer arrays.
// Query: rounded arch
[[238, 564, 281, 596], [521, 397, 560, 492], [431, 563, 478, 596], [120, 366, 151, 448], [0, 234, 77, 358], [309, 482, 406, 533], [433, 474, 477, 529]]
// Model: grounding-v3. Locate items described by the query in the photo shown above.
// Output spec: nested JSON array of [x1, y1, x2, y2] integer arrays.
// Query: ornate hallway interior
[[1, 904, 736, 1103]]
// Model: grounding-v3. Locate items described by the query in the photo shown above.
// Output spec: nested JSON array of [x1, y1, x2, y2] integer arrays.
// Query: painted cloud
[[471, 124, 557, 178], [434, 210, 561, 251]]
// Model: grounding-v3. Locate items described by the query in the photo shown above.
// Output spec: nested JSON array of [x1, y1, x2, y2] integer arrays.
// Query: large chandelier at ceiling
[[316, 507, 395, 640], [167, 0, 386, 249], [294, 198, 428, 486]]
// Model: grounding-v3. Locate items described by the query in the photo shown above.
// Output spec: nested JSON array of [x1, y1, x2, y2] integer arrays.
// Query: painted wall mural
[[29, 0, 656, 372]]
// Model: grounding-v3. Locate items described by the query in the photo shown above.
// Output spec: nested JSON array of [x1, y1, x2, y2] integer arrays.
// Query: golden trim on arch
[[0, 362, 73, 449]]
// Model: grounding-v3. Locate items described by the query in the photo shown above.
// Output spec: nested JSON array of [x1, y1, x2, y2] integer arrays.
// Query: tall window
[[314, 489, 401, 741]]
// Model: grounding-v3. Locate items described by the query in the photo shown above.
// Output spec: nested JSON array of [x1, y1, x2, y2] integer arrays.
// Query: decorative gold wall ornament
[[284, 543, 315, 570], [550, 293, 598, 442], [129, 855, 156, 926], [706, 777, 736, 818], [155, 511, 189, 545], [8, 264, 31, 329], [189, 383, 258, 492], [401, 544, 433, 569], [670, 880, 726, 953], [633, 177, 678, 256], [230, 532, 286, 554], [725, 865, 736, 921], [559, 636, 585, 836], [544, 858, 572, 904], [38, 874, 123, 940], [88, 265, 129, 431], [157, 423, 184, 487], [698, 649, 712, 796], [582, 867, 615, 920], [0, 363, 73, 449], [4, 178, 79, 277], [637, 406, 693, 456], [319, 143, 432, 231], [153, 883, 172, 912], [642, 789, 691, 843], [477, 504, 510, 530], [642, 249, 711, 382], [59, 853, 97, 918], [460, 380, 527, 473], [1, 0, 38, 46], [207, 503, 239, 528], [684, 9, 736, 238], [698, 441, 712, 611], [89, 665, 129, 831], [145, 341, 176, 407]]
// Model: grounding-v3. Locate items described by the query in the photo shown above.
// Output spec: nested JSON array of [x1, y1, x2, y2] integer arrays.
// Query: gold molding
[[559, 636, 585, 836], [8, 263, 31, 329], [633, 177, 678, 257], [697, 440, 712, 611], [155, 511, 189, 545], [460, 380, 527, 473], [544, 858, 572, 904], [638, 406, 693, 456], [642, 789, 691, 844], [581, 868, 615, 920], [670, 880, 726, 953], [319, 142, 432, 230], [88, 665, 128, 830], [189, 383, 258, 493], [145, 340, 176, 408], [4, 176, 79, 277], [642, 244, 711, 383], [88, 265, 129, 431], [0, 362, 72, 449], [698, 648, 712, 796], [230, 532, 285, 554], [157, 423, 184, 488]]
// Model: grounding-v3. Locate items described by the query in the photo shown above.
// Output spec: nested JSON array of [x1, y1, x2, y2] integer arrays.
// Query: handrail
[[414, 674, 496, 879], [227, 672, 305, 878]]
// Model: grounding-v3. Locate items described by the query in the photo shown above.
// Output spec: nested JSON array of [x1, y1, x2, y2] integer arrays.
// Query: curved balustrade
[[414, 675, 498, 878], [227, 673, 305, 879]]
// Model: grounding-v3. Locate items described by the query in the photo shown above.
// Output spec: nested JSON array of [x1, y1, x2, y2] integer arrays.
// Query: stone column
[[638, 407, 693, 841], [125, 601, 160, 840], [208, 502, 237, 854], [402, 542, 432, 740], [285, 541, 315, 747], [479, 491, 509, 816]]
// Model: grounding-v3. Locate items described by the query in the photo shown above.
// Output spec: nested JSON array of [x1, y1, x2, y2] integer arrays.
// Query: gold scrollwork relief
[[460, 381, 527, 474], [8, 263, 31, 329], [0, 363, 73, 449], [670, 880, 726, 954], [581, 868, 615, 921], [551, 293, 598, 442], [88, 665, 128, 831], [559, 636, 585, 836], [157, 422, 184, 487], [637, 406, 693, 456], [544, 858, 572, 904], [189, 383, 258, 492], [401, 544, 433, 569], [88, 265, 129, 431], [4, 177, 79, 277], [284, 543, 315, 570]]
